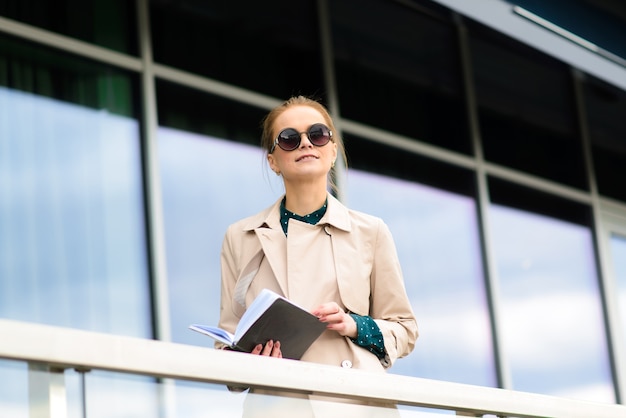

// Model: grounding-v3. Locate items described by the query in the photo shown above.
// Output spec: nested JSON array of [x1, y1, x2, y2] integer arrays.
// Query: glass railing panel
[[0, 359, 28, 418]]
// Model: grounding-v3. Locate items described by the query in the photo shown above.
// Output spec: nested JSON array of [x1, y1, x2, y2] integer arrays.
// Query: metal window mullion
[[317, 0, 346, 203], [153, 64, 280, 112], [573, 68, 625, 404], [0, 16, 141, 72], [455, 13, 512, 390], [135, 0, 170, 342], [136, 1, 179, 417]]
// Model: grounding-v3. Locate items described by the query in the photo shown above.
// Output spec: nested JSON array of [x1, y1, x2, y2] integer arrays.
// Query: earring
[[275, 170, 281, 176], [331, 160, 336, 168]]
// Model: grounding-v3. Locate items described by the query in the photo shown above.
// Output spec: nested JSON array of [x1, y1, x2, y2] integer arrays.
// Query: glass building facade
[[1, 0, 626, 414]]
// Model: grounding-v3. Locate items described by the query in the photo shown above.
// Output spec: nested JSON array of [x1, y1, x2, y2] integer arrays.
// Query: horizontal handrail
[[0, 319, 624, 417]]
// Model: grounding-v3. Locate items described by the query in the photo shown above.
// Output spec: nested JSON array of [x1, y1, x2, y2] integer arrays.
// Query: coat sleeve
[[369, 219, 418, 368]]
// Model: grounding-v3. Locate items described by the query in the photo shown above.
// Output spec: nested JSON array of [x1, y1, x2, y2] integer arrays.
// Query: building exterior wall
[[1, 0, 625, 414]]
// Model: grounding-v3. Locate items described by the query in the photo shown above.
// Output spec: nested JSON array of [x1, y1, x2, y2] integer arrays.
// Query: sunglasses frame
[[270, 123, 333, 153]]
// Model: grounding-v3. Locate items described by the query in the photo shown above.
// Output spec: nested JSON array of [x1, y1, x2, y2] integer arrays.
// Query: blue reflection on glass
[[0, 87, 150, 338], [85, 371, 158, 417], [158, 127, 284, 345], [611, 233, 626, 360], [345, 170, 495, 386], [490, 204, 614, 402], [0, 360, 27, 418]]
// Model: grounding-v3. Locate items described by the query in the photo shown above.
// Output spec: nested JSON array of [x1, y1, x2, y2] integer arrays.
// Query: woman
[[217, 96, 418, 416]]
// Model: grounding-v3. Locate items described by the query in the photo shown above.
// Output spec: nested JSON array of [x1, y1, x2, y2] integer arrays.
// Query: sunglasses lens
[[277, 128, 300, 151], [308, 124, 331, 146], [274, 124, 332, 152]]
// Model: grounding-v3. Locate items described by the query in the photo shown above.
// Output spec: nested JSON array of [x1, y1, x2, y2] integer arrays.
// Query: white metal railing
[[1, 319, 625, 418]]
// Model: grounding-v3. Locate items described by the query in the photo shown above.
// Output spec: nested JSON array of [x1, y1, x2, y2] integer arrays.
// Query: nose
[[298, 132, 313, 148]]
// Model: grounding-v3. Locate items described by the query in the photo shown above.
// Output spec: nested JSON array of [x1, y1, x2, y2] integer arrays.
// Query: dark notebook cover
[[190, 289, 326, 360]]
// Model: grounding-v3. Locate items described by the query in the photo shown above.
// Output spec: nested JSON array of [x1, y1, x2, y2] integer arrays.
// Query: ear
[[267, 153, 279, 174]]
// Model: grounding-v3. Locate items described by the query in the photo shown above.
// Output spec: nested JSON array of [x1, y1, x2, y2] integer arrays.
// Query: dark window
[[0, 0, 136, 55], [150, 0, 324, 100], [345, 133, 476, 197], [0, 34, 137, 117], [331, 0, 470, 154], [156, 79, 266, 147], [469, 21, 586, 190], [583, 75, 626, 203], [488, 177, 591, 226]]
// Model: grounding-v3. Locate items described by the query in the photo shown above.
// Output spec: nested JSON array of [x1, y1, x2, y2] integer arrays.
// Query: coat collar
[[233, 192, 359, 310], [241, 192, 352, 233]]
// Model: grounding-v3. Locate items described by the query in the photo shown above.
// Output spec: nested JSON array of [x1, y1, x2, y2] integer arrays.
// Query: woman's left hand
[[312, 303, 357, 339]]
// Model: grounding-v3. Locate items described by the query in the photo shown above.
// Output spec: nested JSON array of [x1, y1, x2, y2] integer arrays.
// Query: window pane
[[0, 0, 136, 54], [331, 0, 470, 154], [160, 128, 285, 346], [345, 155, 495, 386], [489, 179, 613, 401], [583, 75, 626, 203], [156, 80, 264, 146], [0, 38, 150, 337], [0, 34, 136, 116], [611, 233, 626, 359], [150, 0, 323, 100], [469, 22, 586, 189], [344, 134, 475, 195], [156, 86, 284, 345]]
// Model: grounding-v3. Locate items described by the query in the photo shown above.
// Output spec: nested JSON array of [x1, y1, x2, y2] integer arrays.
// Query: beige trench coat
[[217, 193, 418, 372]]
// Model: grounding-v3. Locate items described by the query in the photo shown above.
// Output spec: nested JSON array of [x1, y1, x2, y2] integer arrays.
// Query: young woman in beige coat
[[217, 96, 418, 416]]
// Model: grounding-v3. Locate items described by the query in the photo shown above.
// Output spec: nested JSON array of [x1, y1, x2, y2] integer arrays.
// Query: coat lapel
[[237, 197, 290, 299], [254, 227, 289, 296], [231, 247, 264, 317]]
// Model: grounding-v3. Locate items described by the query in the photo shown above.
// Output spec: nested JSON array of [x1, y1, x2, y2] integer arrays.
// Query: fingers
[[251, 340, 282, 358], [312, 303, 358, 338], [261, 340, 274, 356], [312, 302, 343, 319], [272, 341, 282, 358]]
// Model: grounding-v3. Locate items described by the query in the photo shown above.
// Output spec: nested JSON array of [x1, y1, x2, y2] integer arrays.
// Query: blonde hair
[[261, 96, 347, 193]]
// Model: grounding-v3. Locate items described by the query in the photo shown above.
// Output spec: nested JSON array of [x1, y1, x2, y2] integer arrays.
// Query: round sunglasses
[[270, 123, 333, 153]]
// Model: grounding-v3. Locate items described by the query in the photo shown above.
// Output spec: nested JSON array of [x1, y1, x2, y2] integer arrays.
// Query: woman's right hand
[[250, 340, 282, 358]]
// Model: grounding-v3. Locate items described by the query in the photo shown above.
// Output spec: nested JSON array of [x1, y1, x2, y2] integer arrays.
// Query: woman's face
[[267, 105, 337, 184]]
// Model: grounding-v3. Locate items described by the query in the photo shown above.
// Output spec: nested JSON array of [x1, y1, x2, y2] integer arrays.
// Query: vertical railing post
[[28, 364, 67, 418]]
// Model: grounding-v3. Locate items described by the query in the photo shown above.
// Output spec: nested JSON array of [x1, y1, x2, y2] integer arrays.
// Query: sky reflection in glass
[[0, 360, 27, 418], [611, 233, 626, 362], [490, 204, 614, 402], [345, 170, 495, 386], [158, 127, 284, 346], [0, 87, 150, 337]]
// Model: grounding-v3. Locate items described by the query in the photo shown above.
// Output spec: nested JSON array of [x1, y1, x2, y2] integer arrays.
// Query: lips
[[296, 154, 318, 162]]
